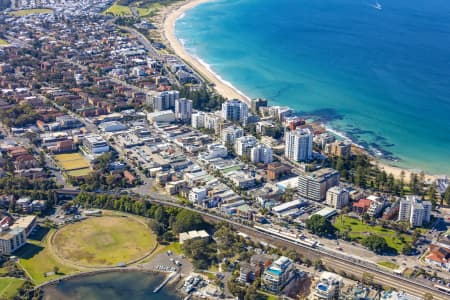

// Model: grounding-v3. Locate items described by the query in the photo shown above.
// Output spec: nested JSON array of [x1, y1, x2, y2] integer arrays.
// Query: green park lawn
[[0, 277, 25, 299], [52, 216, 157, 267], [9, 9, 53, 16], [335, 216, 412, 253], [15, 227, 79, 285], [377, 261, 400, 270], [103, 4, 132, 16]]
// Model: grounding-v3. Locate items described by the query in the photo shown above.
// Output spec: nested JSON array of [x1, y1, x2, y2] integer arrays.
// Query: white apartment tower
[[221, 126, 244, 146], [235, 136, 258, 157], [221, 99, 249, 124], [398, 195, 431, 227], [325, 186, 349, 209], [174, 98, 192, 121], [284, 128, 313, 162], [250, 144, 273, 164], [151, 90, 180, 111]]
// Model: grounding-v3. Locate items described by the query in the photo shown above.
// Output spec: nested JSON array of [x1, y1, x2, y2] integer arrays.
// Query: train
[[253, 225, 317, 248]]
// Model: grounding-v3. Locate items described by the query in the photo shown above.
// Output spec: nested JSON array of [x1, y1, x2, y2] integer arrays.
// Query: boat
[[370, 1, 382, 10]]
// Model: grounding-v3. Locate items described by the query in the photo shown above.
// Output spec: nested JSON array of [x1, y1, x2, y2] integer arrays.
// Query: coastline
[[161, 0, 444, 181], [163, 0, 251, 104]]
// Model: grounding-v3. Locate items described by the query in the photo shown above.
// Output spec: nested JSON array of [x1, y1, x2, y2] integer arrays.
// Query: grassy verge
[[0, 277, 25, 299], [15, 227, 79, 285], [377, 261, 399, 269], [0, 39, 9, 46], [335, 216, 411, 253], [9, 9, 53, 16]]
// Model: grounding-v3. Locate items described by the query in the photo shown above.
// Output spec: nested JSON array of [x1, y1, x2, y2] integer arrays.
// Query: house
[[425, 244, 450, 270], [123, 170, 136, 185], [14, 154, 39, 171], [352, 198, 372, 214]]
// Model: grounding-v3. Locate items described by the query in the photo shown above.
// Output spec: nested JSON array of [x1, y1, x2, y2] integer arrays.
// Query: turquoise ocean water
[[175, 0, 450, 174]]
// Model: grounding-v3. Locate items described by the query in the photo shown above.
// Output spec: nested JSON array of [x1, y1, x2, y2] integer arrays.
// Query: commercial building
[[267, 162, 291, 180], [147, 110, 175, 123], [398, 195, 431, 227], [221, 99, 248, 123], [250, 144, 273, 164], [325, 186, 349, 209], [198, 144, 228, 161], [271, 199, 305, 218], [313, 272, 343, 300], [262, 256, 295, 294], [284, 128, 313, 162], [235, 136, 258, 158], [298, 168, 340, 202], [174, 98, 193, 121], [99, 121, 127, 132], [83, 134, 110, 154]]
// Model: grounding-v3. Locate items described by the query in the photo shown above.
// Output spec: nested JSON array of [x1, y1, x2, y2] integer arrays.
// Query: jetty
[[153, 272, 177, 293]]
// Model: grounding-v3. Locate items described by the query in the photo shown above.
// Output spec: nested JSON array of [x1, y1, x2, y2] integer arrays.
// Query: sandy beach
[[163, 0, 251, 105]]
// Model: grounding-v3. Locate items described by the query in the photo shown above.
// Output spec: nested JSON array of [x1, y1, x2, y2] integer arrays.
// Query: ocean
[[175, 0, 450, 174], [42, 271, 180, 300]]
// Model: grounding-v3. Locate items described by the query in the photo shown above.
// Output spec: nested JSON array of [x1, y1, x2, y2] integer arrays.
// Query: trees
[[361, 272, 374, 285], [423, 293, 433, 300], [182, 238, 217, 270], [362, 235, 389, 254], [305, 215, 335, 237], [444, 185, 450, 206], [172, 210, 204, 234]]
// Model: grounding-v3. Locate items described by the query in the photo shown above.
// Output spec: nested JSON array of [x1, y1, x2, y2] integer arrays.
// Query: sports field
[[103, 4, 132, 16], [9, 9, 53, 16], [52, 216, 157, 267], [54, 152, 90, 173], [0, 277, 25, 299]]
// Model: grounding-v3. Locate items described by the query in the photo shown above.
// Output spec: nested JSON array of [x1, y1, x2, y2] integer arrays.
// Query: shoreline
[[161, 0, 445, 181], [163, 0, 251, 105]]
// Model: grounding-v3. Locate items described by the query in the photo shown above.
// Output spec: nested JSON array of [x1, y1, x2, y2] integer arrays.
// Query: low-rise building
[[179, 230, 209, 244], [189, 187, 207, 204], [83, 134, 110, 154]]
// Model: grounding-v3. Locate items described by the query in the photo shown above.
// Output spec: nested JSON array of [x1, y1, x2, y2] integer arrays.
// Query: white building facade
[[284, 128, 313, 162]]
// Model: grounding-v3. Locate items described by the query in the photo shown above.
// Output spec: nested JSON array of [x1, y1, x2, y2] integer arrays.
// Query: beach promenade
[[163, 0, 251, 104]]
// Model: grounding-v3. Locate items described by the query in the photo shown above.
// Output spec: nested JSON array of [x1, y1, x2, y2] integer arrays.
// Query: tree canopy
[[305, 215, 336, 237], [362, 234, 389, 254]]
